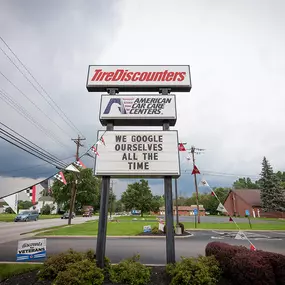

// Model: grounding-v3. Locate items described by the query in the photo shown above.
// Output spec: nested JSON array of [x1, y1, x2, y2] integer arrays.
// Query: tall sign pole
[[86, 65, 191, 267], [96, 88, 116, 268]]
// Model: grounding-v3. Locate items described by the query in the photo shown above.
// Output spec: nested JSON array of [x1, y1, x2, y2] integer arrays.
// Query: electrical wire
[[0, 155, 74, 176], [0, 122, 68, 167], [0, 128, 68, 168], [0, 41, 84, 138], [0, 70, 74, 139], [0, 89, 69, 148]]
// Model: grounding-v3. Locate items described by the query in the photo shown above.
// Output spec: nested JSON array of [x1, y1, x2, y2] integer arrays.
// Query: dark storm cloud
[[0, 0, 122, 197]]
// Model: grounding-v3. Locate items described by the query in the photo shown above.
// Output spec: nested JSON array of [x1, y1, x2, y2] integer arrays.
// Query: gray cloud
[[1, 0, 285, 200]]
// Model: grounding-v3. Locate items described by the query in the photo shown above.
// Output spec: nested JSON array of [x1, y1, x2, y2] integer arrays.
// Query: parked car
[[61, 212, 75, 219], [14, 210, 39, 222], [83, 211, 92, 217]]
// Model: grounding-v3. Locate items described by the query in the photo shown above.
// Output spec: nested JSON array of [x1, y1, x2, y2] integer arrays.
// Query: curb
[[34, 232, 193, 239]]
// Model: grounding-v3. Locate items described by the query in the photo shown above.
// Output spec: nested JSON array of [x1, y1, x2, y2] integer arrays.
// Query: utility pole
[[68, 135, 86, 225], [190, 146, 205, 224]]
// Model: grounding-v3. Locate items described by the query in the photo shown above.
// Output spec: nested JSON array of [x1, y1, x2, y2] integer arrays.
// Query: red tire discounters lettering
[[91, 69, 186, 82]]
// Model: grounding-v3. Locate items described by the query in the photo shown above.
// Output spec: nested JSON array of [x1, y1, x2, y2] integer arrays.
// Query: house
[[157, 205, 206, 216], [29, 196, 59, 214], [223, 189, 285, 218]]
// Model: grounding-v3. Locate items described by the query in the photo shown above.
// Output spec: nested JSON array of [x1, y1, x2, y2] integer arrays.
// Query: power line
[[0, 70, 74, 139], [0, 122, 68, 167], [0, 127, 68, 168], [0, 155, 74, 176], [0, 89, 69, 148], [0, 36, 85, 138]]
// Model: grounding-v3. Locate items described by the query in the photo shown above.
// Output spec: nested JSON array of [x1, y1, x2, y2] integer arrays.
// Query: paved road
[[1, 230, 284, 263], [157, 215, 285, 224], [0, 217, 97, 244]]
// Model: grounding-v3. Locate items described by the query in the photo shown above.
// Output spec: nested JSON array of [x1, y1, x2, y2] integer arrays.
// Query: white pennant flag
[[216, 203, 227, 213], [235, 231, 247, 240], [3, 193, 18, 214], [65, 164, 80, 173], [199, 179, 209, 187]]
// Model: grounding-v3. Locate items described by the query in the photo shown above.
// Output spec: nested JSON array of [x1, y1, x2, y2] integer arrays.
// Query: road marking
[[211, 236, 224, 239]]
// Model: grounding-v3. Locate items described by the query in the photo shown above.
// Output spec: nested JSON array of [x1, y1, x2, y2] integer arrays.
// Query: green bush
[[41, 204, 51, 215], [38, 249, 97, 280], [167, 255, 221, 285], [53, 259, 104, 285], [5, 207, 13, 214], [109, 254, 151, 285], [151, 226, 160, 234]]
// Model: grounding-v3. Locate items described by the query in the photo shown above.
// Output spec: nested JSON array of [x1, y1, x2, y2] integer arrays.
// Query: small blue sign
[[193, 208, 198, 215], [143, 225, 151, 233], [245, 210, 250, 216]]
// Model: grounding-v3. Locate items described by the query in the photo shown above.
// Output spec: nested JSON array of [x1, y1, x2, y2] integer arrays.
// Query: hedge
[[205, 242, 285, 285]]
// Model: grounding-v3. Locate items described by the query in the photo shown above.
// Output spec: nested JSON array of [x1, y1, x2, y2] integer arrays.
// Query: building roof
[[232, 189, 261, 207]]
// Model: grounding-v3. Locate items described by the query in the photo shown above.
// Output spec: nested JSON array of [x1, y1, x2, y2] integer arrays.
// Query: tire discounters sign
[[86, 65, 191, 92], [99, 94, 177, 126], [95, 130, 180, 178]]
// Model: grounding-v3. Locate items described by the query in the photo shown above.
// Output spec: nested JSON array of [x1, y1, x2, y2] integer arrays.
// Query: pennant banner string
[[0, 130, 108, 199], [198, 178, 256, 250]]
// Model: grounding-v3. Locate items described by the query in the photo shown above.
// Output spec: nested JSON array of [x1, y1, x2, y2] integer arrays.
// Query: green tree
[[114, 200, 124, 213], [18, 200, 33, 210], [259, 157, 285, 212], [233, 177, 260, 189], [121, 179, 153, 217], [52, 168, 101, 213], [5, 207, 13, 214], [151, 195, 163, 212]]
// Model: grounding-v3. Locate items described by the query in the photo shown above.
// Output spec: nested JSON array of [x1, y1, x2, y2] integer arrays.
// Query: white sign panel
[[86, 65, 191, 92], [99, 94, 177, 126], [95, 131, 180, 178], [17, 238, 47, 261]]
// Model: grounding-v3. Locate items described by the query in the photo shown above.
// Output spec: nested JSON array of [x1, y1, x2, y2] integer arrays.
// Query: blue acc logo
[[103, 98, 127, 114]]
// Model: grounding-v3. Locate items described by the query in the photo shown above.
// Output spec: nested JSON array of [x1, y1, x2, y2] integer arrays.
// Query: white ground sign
[[95, 131, 180, 177], [86, 65, 191, 92], [99, 94, 177, 126], [17, 238, 47, 261]]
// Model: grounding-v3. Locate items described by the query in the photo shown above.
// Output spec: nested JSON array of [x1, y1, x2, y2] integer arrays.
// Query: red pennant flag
[[211, 191, 215, 196], [229, 217, 233, 222], [32, 185, 36, 205], [250, 244, 256, 251], [91, 146, 99, 156], [178, 143, 186, 151], [74, 159, 86, 169], [192, 165, 200, 175]]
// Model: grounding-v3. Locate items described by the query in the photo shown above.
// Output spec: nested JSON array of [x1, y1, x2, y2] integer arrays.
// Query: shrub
[[5, 207, 13, 214], [53, 259, 104, 285], [229, 251, 275, 285], [151, 226, 160, 234], [38, 249, 98, 280], [205, 242, 247, 278], [109, 254, 151, 285], [166, 255, 221, 285], [256, 250, 285, 284], [41, 204, 51, 215], [178, 223, 185, 234]]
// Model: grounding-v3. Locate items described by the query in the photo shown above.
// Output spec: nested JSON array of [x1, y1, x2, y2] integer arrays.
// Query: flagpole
[[191, 146, 200, 224]]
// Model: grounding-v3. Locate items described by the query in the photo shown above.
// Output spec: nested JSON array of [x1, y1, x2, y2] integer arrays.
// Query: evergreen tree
[[259, 157, 285, 212]]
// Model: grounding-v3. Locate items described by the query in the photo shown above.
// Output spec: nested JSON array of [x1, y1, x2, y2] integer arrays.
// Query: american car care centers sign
[[99, 94, 177, 126], [95, 131, 180, 178]]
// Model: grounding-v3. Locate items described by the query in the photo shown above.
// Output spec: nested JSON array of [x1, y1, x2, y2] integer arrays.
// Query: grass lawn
[[36, 218, 285, 236], [0, 263, 43, 281], [183, 222, 285, 230], [37, 220, 157, 236], [0, 214, 61, 222]]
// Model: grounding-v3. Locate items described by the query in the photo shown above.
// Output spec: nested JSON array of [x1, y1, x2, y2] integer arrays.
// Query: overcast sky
[[0, 0, 285, 199]]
